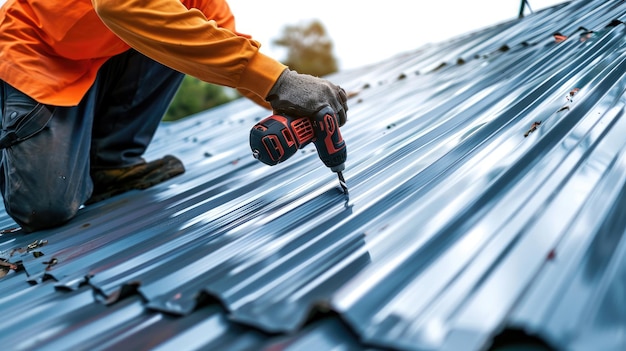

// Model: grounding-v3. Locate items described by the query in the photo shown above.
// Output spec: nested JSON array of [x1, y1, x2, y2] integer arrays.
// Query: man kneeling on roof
[[0, 0, 348, 232]]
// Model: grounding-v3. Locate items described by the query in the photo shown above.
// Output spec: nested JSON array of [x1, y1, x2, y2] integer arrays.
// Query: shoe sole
[[86, 155, 185, 205]]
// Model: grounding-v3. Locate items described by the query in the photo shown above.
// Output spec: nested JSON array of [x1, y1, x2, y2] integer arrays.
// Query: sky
[[228, 0, 568, 70], [0, 0, 568, 70]]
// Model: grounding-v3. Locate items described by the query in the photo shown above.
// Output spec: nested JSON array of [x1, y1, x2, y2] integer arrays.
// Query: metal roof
[[2, 1, 626, 350]]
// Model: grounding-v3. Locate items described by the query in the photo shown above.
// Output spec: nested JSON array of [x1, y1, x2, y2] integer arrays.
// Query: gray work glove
[[266, 69, 348, 126]]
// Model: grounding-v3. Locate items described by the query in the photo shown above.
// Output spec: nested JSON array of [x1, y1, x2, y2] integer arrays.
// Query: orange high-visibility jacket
[[0, 0, 286, 107]]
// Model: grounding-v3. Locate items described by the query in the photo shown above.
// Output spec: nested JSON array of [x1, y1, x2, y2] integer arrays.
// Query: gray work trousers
[[0, 50, 184, 232]]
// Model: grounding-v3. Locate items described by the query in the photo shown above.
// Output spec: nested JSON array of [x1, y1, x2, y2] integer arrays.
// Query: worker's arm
[[92, 0, 348, 120], [91, 0, 285, 101]]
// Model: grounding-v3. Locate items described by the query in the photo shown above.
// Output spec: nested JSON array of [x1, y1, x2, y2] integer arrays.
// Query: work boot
[[86, 155, 185, 205]]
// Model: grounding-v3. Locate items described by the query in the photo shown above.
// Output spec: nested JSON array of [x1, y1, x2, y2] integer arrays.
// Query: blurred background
[[228, 0, 567, 70]]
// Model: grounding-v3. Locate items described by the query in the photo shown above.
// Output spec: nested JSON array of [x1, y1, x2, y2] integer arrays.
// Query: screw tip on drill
[[337, 171, 349, 195]]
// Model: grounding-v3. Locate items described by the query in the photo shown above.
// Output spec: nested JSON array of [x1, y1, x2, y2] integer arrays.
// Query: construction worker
[[0, 0, 348, 232]]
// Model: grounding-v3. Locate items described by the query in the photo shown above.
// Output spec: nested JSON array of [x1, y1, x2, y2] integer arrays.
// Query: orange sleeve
[[186, 0, 245, 36], [91, 0, 286, 101], [236, 88, 272, 110]]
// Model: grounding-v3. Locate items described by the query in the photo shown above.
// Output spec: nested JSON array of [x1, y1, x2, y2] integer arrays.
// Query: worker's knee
[[5, 200, 80, 233]]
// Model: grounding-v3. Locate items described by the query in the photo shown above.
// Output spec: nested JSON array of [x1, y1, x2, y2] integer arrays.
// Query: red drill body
[[250, 106, 348, 193]]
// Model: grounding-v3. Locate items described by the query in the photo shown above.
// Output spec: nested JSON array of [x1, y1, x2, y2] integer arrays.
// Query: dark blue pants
[[0, 50, 184, 232]]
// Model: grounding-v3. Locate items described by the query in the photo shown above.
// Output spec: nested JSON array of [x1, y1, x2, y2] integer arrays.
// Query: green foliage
[[164, 75, 238, 122], [272, 20, 338, 77]]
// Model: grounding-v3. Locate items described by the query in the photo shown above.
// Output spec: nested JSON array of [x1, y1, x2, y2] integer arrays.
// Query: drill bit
[[337, 171, 349, 195]]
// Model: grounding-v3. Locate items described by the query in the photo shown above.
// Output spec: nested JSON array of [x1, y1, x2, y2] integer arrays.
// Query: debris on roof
[[1, 1, 626, 350]]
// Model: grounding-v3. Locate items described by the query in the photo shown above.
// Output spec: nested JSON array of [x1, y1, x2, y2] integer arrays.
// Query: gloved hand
[[265, 69, 348, 126]]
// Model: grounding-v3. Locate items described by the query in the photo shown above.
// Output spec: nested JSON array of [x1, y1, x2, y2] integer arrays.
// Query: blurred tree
[[273, 20, 338, 77], [164, 75, 238, 121]]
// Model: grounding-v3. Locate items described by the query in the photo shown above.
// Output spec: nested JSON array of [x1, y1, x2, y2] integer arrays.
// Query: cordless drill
[[249, 105, 348, 194]]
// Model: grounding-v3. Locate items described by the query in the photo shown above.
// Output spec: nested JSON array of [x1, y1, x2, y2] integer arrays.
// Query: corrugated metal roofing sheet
[[1, 1, 626, 350]]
